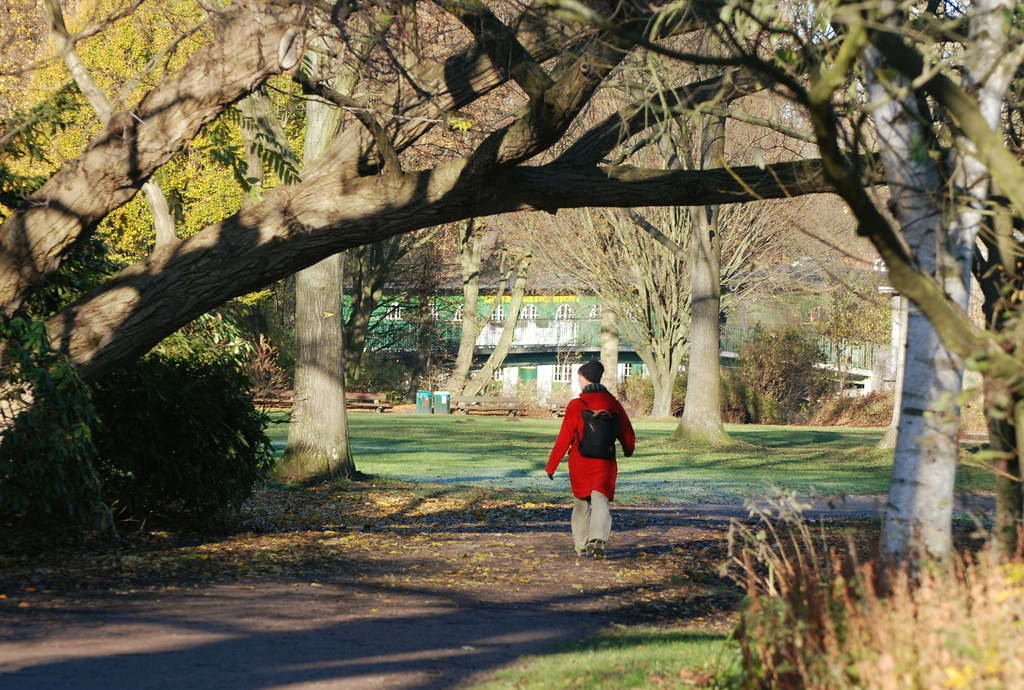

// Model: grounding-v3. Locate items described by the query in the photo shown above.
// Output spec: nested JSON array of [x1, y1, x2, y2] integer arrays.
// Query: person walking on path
[[546, 359, 636, 558]]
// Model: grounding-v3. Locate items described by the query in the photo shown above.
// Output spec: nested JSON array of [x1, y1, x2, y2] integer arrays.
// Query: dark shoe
[[590, 539, 606, 558], [574, 545, 586, 557]]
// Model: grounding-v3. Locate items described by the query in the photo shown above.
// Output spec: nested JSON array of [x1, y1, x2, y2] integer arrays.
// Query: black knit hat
[[578, 359, 604, 383]]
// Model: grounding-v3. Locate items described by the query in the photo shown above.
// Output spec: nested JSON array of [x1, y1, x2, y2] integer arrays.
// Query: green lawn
[[267, 414, 995, 503]]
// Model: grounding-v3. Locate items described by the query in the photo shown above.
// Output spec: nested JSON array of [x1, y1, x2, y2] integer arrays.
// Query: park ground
[[0, 417, 996, 689]]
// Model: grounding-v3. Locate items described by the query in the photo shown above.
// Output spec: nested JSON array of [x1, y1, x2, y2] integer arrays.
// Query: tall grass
[[723, 499, 1024, 689]]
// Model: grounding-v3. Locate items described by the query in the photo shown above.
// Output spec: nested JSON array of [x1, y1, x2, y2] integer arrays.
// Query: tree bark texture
[[599, 305, 620, 397], [279, 252, 354, 479], [865, 43, 962, 565], [676, 64, 731, 443], [281, 53, 353, 480]]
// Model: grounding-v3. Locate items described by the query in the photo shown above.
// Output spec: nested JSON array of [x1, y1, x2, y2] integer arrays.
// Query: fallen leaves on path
[[0, 480, 882, 636]]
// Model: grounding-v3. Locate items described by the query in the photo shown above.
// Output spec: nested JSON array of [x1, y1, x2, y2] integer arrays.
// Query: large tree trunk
[[674, 204, 730, 441], [872, 0, 1015, 566], [280, 54, 353, 480], [950, 0, 1022, 558], [865, 45, 962, 566], [676, 88, 731, 444], [280, 253, 353, 479]]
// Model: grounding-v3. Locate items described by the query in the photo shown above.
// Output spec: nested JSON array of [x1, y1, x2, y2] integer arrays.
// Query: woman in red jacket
[[546, 359, 635, 558]]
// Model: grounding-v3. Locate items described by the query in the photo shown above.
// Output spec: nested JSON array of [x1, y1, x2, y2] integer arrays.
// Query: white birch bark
[[873, 0, 1020, 564], [865, 45, 960, 564]]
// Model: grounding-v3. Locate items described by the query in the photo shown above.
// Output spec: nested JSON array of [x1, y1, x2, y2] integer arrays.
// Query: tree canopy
[[0, 0, 835, 385]]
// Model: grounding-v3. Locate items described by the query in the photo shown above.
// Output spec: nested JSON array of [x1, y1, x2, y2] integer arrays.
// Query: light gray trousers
[[571, 490, 611, 549]]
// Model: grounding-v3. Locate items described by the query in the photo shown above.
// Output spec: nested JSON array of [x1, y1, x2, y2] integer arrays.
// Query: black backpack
[[575, 399, 621, 460]]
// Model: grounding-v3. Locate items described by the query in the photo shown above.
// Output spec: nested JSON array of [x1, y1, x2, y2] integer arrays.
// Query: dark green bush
[[0, 317, 106, 527], [737, 326, 833, 423], [90, 352, 274, 522]]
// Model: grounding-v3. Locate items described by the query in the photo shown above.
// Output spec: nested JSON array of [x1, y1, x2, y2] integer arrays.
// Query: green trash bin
[[433, 391, 451, 415], [416, 390, 433, 414]]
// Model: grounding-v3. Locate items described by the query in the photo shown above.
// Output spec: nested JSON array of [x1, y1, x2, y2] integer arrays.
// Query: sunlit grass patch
[[474, 625, 732, 689], [264, 416, 995, 504]]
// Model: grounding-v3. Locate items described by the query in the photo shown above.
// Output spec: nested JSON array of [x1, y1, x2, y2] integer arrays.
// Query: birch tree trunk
[[871, 0, 1019, 565], [877, 295, 907, 450], [952, 0, 1023, 556], [865, 45, 961, 564]]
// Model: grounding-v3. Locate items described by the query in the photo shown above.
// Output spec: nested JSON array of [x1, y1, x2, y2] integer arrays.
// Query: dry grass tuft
[[723, 497, 1024, 689]]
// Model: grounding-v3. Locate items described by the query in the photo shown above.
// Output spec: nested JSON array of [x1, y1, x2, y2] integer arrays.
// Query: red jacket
[[546, 388, 635, 501]]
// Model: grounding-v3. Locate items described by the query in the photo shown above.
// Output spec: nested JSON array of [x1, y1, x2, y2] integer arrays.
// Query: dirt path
[[0, 492, 994, 689]]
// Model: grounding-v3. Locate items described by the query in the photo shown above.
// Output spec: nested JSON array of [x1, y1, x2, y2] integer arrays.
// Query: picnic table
[[450, 395, 527, 417], [345, 392, 393, 412], [251, 390, 393, 412], [547, 398, 570, 418]]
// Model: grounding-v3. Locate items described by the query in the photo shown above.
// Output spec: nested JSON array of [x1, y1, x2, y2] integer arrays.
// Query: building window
[[430, 302, 440, 320], [384, 304, 402, 321], [620, 362, 633, 378], [554, 363, 573, 382], [589, 304, 602, 318], [555, 304, 574, 320], [453, 306, 463, 322], [521, 303, 537, 320], [492, 304, 506, 321]]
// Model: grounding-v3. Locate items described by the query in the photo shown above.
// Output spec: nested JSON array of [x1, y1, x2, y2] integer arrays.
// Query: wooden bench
[[547, 398, 570, 418], [252, 389, 294, 409], [345, 391, 393, 412], [450, 395, 527, 417], [252, 389, 392, 412]]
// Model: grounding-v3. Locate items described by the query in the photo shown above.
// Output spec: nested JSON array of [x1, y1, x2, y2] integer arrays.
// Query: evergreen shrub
[[90, 316, 274, 523], [0, 317, 107, 527]]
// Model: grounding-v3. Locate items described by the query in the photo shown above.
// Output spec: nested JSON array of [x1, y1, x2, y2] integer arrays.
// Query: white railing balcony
[[476, 319, 584, 348]]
